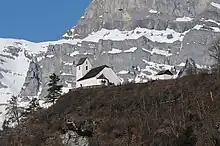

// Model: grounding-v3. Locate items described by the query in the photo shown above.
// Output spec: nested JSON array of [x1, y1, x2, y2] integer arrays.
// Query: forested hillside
[[2, 72, 220, 146]]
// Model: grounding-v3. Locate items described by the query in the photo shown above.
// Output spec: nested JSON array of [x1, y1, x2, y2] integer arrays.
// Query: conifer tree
[[24, 97, 40, 116], [2, 119, 10, 130], [45, 73, 63, 105], [5, 95, 23, 125]]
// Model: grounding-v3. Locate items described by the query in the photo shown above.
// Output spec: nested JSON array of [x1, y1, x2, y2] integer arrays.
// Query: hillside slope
[[3, 73, 220, 146]]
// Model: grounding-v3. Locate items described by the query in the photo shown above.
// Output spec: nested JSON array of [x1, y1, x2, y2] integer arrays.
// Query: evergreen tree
[[2, 119, 10, 131], [45, 73, 63, 105], [24, 97, 40, 116], [5, 95, 23, 125]]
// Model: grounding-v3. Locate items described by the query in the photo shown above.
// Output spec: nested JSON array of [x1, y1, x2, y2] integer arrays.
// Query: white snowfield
[[0, 38, 81, 128], [83, 27, 187, 43]]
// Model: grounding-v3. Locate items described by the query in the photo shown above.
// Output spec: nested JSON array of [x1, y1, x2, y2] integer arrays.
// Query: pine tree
[[5, 95, 23, 125], [24, 97, 40, 116], [2, 119, 10, 131], [45, 73, 63, 105]]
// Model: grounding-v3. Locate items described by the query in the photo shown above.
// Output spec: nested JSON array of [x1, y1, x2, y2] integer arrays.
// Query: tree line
[[3, 73, 63, 130]]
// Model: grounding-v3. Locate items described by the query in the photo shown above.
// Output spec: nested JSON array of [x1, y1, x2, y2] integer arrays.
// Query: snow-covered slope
[[0, 38, 82, 127]]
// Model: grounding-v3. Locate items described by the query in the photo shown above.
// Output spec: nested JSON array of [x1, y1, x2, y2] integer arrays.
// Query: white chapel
[[75, 57, 121, 88]]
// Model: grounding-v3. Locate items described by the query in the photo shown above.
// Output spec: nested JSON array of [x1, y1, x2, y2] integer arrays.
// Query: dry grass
[[3, 73, 220, 146]]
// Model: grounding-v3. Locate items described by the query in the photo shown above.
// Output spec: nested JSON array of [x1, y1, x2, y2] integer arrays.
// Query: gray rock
[[60, 131, 89, 146], [178, 58, 197, 77], [20, 60, 41, 97]]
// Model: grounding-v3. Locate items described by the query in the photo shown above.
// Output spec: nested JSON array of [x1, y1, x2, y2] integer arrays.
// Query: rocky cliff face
[[0, 0, 220, 127], [63, 0, 213, 38]]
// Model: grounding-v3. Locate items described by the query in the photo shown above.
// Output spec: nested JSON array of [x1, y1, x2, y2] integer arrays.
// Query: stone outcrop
[[178, 58, 197, 77]]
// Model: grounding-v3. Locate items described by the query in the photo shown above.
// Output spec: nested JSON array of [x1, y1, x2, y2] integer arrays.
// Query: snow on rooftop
[[141, 59, 175, 78]]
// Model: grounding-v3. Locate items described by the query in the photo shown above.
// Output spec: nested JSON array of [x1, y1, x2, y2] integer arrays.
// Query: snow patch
[[193, 25, 203, 30], [142, 48, 172, 57], [142, 59, 175, 79], [0, 38, 81, 54], [46, 55, 54, 58], [176, 16, 193, 22], [211, 2, 220, 9], [149, 9, 160, 14], [37, 56, 45, 62], [70, 51, 79, 56], [204, 19, 220, 25], [83, 27, 187, 44], [61, 73, 74, 76], [118, 70, 129, 74], [124, 47, 137, 53], [63, 61, 73, 66], [108, 48, 122, 54], [193, 24, 220, 32], [178, 62, 186, 67]]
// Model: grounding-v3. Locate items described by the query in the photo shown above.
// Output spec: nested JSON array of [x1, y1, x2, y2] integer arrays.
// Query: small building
[[76, 57, 92, 81], [76, 57, 121, 88], [153, 70, 174, 80]]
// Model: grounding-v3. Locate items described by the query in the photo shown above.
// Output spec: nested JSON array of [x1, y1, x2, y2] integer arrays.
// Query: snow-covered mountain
[[0, 0, 220, 127]]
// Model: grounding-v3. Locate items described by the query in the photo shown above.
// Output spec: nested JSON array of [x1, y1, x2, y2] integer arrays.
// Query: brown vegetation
[[3, 73, 220, 146]]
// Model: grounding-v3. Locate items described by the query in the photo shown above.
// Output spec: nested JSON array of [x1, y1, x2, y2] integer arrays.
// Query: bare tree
[[208, 40, 220, 72], [5, 95, 24, 126]]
